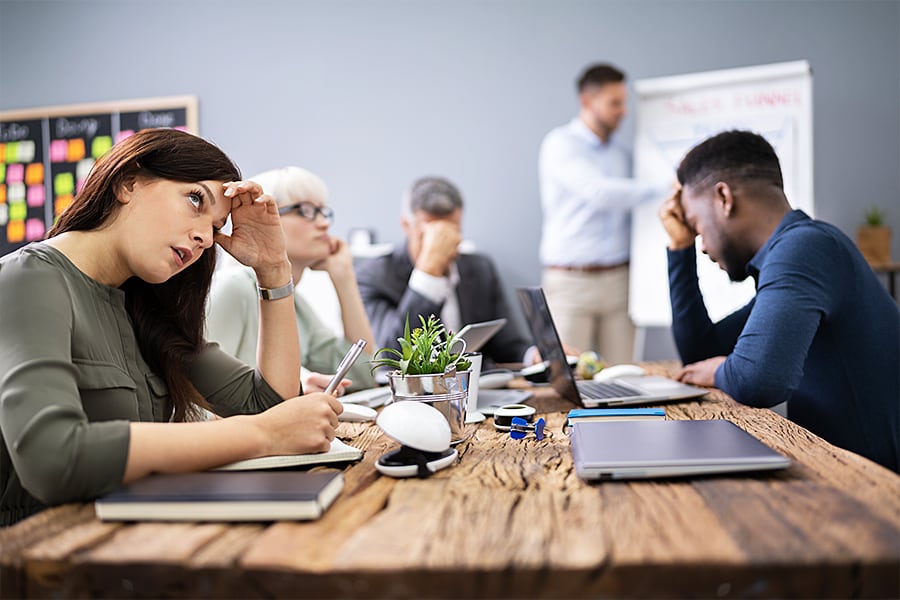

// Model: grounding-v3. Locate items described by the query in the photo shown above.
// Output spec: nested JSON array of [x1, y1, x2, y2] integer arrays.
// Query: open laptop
[[516, 286, 707, 407], [570, 419, 791, 480]]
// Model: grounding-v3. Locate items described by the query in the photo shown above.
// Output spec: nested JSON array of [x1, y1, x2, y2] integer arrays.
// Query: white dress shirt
[[408, 263, 462, 333], [538, 118, 667, 267]]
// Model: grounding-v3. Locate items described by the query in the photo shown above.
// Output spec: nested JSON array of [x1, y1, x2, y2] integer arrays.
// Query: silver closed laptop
[[570, 419, 791, 480]]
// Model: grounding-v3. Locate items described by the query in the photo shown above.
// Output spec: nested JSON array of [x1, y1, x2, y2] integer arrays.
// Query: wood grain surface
[[1, 363, 898, 599]]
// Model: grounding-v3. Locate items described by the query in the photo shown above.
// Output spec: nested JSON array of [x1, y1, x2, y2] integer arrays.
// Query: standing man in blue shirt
[[539, 63, 666, 364], [659, 130, 899, 472]]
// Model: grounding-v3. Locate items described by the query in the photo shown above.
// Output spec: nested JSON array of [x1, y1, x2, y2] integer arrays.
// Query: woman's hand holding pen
[[252, 393, 345, 455], [215, 180, 291, 285]]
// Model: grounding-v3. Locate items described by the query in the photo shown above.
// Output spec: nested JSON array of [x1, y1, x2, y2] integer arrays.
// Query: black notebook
[[95, 470, 344, 522]]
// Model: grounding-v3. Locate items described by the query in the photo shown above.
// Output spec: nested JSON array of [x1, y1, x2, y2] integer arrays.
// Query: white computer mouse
[[593, 364, 647, 382], [338, 403, 377, 422], [376, 401, 451, 452], [478, 370, 514, 389]]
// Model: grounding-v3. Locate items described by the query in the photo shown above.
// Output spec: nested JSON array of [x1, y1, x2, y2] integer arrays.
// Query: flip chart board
[[0, 96, 197, 257], [629, 61, 813, 327]]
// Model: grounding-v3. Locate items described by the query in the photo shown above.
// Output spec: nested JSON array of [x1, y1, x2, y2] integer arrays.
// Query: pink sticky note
[[50, 139, 68, 163], [6, 163, 24, 184], [116, 130, 135, 143], [25, 218, 45, 241], [26, 185, 45, 207]]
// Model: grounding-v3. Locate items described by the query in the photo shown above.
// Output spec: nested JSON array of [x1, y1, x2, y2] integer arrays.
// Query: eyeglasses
[[277, 201, 334, 224]]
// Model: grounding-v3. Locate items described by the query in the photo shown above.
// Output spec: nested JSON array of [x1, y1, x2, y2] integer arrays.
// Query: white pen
[[324, 339, 367, 395]]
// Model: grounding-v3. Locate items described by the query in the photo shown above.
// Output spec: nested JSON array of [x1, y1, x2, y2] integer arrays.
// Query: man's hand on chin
[[676, 356, 727, 387]]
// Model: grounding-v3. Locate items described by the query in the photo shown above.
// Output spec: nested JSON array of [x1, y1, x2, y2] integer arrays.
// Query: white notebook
[[215, 438, 362, 471]]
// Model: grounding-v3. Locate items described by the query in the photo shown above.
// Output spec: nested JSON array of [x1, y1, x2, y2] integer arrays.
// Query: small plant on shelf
[[857, 205, 891, 266], [864, 206, 885, 227]]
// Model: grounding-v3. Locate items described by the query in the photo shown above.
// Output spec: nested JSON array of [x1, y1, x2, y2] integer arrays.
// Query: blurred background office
[[2, 0, 897, 359]]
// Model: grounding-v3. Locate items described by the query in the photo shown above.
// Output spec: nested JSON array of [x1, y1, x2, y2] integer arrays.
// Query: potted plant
[[372, 315, 472, 443], [857, 206, 892, 266]]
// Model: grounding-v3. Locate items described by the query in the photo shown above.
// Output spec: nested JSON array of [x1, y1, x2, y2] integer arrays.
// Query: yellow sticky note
[[25, 163, 44, 186], [67, 138, 86, 162], [7, 219, 25, 243], [55, 194, 73, 216]]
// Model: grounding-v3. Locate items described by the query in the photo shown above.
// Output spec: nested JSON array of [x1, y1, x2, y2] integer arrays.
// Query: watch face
[[258, 280, 294, 300]]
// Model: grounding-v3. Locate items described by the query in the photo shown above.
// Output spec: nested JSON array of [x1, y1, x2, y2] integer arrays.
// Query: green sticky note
[[6, 142, 17, 164], [0, 164, 5, 183], [54, 172, 75, 195], [9, 200, 27, 220], [91, 136, 113, 159]]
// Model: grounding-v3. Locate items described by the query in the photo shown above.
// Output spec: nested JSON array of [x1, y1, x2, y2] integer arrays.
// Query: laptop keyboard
[[577, 380, 645, 399]]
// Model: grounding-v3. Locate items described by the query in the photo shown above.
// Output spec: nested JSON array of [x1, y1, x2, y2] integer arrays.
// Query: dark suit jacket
[[355, 244, 532, 366]]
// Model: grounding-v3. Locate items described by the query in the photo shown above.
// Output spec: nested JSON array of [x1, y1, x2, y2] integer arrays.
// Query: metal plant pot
[[387, 370, 470, 444]]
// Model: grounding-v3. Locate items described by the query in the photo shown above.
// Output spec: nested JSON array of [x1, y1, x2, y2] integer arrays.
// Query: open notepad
[[215, 438, 363, 471]]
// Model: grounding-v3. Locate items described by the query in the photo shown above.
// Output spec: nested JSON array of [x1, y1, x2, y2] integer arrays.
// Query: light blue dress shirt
[[538, 118, 665, 267]]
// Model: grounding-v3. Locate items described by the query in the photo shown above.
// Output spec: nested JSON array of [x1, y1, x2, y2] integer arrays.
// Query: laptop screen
[[516, 287, 582, 405]]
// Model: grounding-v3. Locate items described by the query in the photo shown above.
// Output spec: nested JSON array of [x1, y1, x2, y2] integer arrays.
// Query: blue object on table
[[510, 416, 546, 441]]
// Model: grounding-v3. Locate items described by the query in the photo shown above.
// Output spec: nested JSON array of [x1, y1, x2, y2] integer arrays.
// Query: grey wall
[[2, 0, 898, 356]]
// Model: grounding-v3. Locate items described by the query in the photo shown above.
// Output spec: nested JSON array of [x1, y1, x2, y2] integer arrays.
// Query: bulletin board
[[0, 96, 198, 257], [628, 61, 813, 327]]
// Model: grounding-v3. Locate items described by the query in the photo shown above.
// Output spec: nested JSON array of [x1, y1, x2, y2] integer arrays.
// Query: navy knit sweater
[[668, 210, 899, 472]]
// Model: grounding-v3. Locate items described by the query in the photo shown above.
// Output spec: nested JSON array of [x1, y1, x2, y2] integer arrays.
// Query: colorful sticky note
[[116, 130, 135, 143], [91, 136, 113, 159], [55, 194, 73, 216], [0, 203, 7, 225], [5, 143, 17, 164], [50, 139, 68, 163], [26, 185, 45, 207], [17, 140, 36, 163], [76, 158, 94, 182], [67, 138, 86, 162], [0, 163, 5, 183], [0, 144, 5, 163], [25, 162, 44, 186], [9, 200, 26, 221], [8, 183, 25, 202], [6, 219, 24, 243], [25, 218, 44, 241], [6, 163, 24, 184], [54, 172, 74, 195], [0, 184, 6, 203]]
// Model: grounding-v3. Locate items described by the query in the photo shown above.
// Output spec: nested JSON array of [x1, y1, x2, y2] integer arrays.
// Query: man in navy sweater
[[659, 130, 898, 472]]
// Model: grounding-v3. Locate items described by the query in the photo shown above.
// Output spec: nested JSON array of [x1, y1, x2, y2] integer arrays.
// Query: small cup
[[464, 352, 484, 424]]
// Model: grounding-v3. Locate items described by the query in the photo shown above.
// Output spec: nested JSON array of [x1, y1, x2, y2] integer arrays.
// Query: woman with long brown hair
[[0, 129, 342, 525]]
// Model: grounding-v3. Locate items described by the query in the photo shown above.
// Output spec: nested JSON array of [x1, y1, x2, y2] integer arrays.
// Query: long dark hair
[[48, 129, 241, 422]]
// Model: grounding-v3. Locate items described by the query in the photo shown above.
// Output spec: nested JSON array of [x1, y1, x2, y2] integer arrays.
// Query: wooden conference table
[[1, 363, 898, 599]]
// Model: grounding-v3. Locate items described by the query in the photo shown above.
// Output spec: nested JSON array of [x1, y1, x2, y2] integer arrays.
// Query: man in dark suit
[[355, 176, 536, 368]]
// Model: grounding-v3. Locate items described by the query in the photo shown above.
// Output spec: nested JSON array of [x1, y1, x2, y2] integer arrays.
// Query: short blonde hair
[[250, 166, 328, 209]]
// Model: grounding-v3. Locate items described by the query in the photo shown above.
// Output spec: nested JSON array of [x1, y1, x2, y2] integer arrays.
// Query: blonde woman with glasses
[[206, 167, 376, 393]]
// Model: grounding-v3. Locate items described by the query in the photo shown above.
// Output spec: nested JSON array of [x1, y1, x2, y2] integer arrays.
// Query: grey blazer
[[355, 244, 532, 366]]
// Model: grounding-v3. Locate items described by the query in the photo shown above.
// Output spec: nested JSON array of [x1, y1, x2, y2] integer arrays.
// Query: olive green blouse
[[0, 244, 284, 526]]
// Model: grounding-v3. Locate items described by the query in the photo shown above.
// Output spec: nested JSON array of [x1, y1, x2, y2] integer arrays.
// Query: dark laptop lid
[[516, 286, 583, 405]]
